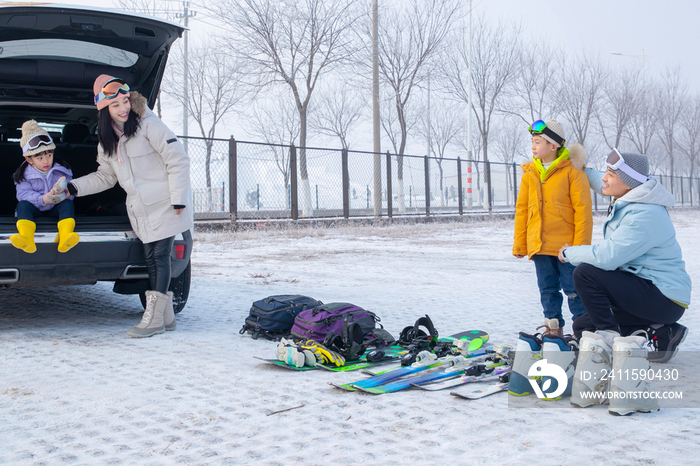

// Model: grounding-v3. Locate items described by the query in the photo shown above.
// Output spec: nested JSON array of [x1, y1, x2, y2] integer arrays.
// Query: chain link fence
[[182, 136, 700, 221]]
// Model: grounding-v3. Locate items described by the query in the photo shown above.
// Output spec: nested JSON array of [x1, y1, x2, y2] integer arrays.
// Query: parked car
[[0, 4, 192, 312]]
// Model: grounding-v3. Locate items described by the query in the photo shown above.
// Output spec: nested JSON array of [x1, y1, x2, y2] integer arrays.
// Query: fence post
[[342, 149, 349, 219], [424, 155, 430, 216], [512, 163, 518, 208], [594, 191, 598, 212], [229, 137, 237, 221], [485, 160, 492, 213], [680, 177, 684, 206], [290, 145, 298, 220], [457, 157, 463, 215], [688, 176, 692, 207], [386, 151, 393, 218]]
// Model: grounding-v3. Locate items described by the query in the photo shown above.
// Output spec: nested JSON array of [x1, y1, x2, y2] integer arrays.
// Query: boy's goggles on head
[[528, 120, 565, 147], [22, 134, 53, 154], [94, 78, 130, 105], [605, 148, 650, 184]]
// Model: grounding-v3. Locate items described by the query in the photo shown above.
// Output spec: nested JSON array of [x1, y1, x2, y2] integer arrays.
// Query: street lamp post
[[611, 49, 646, 87]]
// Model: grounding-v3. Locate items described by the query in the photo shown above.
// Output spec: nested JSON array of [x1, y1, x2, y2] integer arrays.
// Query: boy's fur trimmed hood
[[129, 91, 149, 117], [566, 143, 587, 170]]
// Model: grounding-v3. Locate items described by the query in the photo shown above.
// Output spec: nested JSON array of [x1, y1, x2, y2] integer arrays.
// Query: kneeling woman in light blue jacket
[[559, 150, 691, 362]]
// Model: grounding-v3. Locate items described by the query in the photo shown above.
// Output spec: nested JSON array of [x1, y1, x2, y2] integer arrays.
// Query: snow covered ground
[[2, 211, 699, 465]]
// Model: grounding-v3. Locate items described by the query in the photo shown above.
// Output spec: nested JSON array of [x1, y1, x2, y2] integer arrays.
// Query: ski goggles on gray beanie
[[528, 119, 566, 148], [605, 149, 650, 189]]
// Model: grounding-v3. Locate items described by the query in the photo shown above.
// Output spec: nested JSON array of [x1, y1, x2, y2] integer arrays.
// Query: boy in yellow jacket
[[513, 119, 593, 335]]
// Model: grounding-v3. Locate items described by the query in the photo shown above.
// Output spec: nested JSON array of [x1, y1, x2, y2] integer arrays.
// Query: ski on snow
[[450, 383, 510, 399]]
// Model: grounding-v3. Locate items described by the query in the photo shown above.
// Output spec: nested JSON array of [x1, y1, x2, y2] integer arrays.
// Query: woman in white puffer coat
[[68, 74, 194, 338]]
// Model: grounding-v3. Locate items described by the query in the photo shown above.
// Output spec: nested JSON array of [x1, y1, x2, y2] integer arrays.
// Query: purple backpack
[[290, 303, 378, 343]]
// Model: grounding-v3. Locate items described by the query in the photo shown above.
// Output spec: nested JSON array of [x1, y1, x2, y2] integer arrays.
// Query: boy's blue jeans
[[532, 254, 586, 328], [16, 199, 75, 221]]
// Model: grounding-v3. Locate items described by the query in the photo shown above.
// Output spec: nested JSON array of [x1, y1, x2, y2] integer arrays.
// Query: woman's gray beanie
[[616, 152, 649, 189]]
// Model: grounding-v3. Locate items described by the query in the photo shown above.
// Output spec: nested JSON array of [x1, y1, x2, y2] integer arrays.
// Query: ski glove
[[297, 340, 346, 367]]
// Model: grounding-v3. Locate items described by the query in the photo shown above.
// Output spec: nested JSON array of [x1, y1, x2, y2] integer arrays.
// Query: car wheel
[[138, 260, 191, 314]]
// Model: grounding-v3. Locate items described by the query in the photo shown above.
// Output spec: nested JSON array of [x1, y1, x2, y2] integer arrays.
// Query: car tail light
[[175, 244, 185, 259]]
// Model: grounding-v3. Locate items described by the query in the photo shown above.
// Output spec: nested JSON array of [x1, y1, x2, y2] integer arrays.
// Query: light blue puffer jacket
[[564, 168, 691, 306]]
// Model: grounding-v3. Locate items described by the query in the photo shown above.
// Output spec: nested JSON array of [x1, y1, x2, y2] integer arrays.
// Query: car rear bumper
[[0, 230, 192, 289]]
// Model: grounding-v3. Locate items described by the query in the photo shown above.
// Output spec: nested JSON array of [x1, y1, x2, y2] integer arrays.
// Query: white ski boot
[[508, 332, 542, 397], [541, 334, 578, 399], [570, 330, 617, 408], [609, 336, 660, 416]]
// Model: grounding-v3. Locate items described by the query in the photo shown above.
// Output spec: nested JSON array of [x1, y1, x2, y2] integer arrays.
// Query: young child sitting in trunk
[[10, 120, 79, 254]]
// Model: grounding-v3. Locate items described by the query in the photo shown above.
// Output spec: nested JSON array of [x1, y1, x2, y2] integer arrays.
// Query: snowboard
[[359, 358, 506, 395], [331, 353, 492, 392], [439, 330, 489, 353], [450, 383, 509, 399], [412, 367, 511, 391], [356, 365, 462, 394], [331, 330, 490, 391], [255, 345, 406, 371], [314, 355, 401, 372]]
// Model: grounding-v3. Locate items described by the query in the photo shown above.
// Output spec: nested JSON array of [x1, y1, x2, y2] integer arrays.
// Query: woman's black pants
[[142, 236, 175, 294], [571, 263, 685, 339]]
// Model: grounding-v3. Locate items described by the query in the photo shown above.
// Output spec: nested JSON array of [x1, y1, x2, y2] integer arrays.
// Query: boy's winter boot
[[609, 336, 660, 415], [127, 290, 166, 338], [537, 318, 563, 336], [646, 323, 688, 364], [570, 330, 617, 408], [163, 291, 176, 331], [10, 219, 37, 253], [508, 332, 542, 396], [55, 218, 80, 253], [541, 335, 578, 399]]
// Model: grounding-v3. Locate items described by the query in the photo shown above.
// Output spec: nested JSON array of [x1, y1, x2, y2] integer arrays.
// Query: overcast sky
[[488, 0, 699, 90], [42, 0, 700, 148], [50, 0, 700, 90]]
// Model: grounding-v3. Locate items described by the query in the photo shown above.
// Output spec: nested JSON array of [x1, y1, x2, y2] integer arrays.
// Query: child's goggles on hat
[[22, 134, 53, 154], [528, 120, 565, 147], [605, 148, 650, 184], [94, 78, 130, 105]]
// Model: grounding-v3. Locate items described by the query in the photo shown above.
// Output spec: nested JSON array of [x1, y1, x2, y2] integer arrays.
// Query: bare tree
[[164, 43, 248, 209], [379, 89, 415, 155], [372, 0, 461, 212], [309, 81, 365, 150], [216, 0, 361, 217], [493, 116, 528, 204], [419, 100, 461, 207], [625, 81, 658, 155], [596, 66, 643, 150], [454, 124, 484, 208], [443, 16, 521, 210], [116, 0, 178, 117], [246, 97, 301, 208], [676, 94, 700, 181], [657, 67, 687, 183], [115, 0, 177, 19], [558, 53, 607, 145], [501, 41, 562, 125]]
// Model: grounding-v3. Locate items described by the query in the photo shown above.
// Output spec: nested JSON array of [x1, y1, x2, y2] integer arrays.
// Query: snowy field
[[2, 211, 699, 465]]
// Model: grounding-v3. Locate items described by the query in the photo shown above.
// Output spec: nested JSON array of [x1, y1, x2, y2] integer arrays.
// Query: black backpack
[[240, 295, 322, 341]]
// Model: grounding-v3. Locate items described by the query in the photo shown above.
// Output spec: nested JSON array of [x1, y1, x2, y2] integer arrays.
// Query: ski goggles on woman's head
[[605, 148, 650, 184], [528, 120, 565, 147], [94, 78, 130, 105], [21, 133, 53, 154]]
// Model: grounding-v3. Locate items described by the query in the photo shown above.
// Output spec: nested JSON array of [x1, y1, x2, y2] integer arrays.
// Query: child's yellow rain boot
[[10, 219, 37, 253], [55, 218, 80, 253]]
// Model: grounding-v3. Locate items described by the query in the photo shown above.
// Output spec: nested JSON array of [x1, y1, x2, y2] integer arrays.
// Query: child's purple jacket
[[15, 162, 74, 212]]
